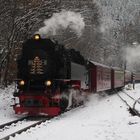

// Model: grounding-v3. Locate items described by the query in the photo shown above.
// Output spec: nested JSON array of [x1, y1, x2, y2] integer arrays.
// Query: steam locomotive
[[13, 34, 135, 116], [13, 34, 88, 116]]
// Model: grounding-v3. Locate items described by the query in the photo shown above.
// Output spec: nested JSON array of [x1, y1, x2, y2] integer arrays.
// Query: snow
[[0, 85, 21, 124], [0, 84, 140, 140]]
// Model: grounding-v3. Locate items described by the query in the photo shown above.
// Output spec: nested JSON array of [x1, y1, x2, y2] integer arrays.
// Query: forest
[[0, 0, 140, 85]]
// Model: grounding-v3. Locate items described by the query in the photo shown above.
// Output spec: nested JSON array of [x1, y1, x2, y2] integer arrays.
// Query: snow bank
[[0, 85, 18, 124]]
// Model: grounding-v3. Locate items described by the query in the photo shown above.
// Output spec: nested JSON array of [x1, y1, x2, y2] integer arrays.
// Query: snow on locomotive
[[13, 34, 88, 116]]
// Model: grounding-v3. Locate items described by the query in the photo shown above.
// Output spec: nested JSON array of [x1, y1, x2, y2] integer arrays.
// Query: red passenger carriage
[[134, 73, 140, 83], [88, 61, 111, 92], [111, 67, 125, 89]]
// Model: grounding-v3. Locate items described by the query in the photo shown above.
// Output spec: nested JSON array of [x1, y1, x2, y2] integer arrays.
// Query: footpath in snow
[[0, 84, 140, 140]]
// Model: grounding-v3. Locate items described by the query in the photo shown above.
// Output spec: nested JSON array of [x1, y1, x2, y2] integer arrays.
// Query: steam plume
[[38, 10, 85, 37], [125, 43, 140, 71]]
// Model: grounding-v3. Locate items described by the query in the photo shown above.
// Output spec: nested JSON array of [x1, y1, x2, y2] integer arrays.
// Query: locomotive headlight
[[19, 80, 25, 86], [34, 34, 40, 40], [45, 80, 52, 86]]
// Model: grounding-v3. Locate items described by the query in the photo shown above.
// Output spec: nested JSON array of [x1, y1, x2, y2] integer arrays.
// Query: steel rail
[[117, 92, 140, 117]]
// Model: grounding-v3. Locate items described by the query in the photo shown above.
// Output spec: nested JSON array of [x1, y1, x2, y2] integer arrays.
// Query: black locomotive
[[13, 34, 87, 116]]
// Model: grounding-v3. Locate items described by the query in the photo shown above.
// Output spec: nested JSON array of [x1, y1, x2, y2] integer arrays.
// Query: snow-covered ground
[[0, 84, 140, 140]]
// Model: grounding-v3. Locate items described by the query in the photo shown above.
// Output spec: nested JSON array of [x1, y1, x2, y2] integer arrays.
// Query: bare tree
[[0, 0, 62, 86]]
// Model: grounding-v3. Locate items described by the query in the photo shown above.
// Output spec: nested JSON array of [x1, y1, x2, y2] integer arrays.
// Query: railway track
[[0, 116, 52, 140], [0, 101, 84, 140], [0, 117, 29, 130], [117, 91, 140, 117]]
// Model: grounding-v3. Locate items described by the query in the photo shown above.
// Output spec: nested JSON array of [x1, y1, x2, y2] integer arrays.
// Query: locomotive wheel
[[60, 98, 68, 112]]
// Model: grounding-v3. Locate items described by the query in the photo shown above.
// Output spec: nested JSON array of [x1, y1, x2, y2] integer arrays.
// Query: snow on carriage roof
[[89, 60, 125, 71], [89, 60, 111, 69], [111, 66, 124, 71]]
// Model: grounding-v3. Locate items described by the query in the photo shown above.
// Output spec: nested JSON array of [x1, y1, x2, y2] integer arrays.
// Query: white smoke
[[38, 10, 85, 37], [125, 43, 140, 71], [100, 17, 116, 33]]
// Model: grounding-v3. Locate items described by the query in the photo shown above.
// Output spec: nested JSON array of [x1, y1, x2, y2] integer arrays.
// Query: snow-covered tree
[[0, 0, 140, 86]]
